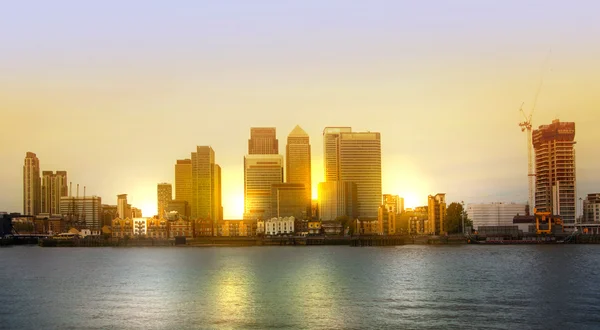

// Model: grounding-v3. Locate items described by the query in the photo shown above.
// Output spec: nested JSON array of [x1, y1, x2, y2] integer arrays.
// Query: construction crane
[[519, 50, 551, 211]]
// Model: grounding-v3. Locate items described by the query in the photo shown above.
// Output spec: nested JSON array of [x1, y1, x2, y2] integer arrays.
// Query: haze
[[1, 1, 599, 218]]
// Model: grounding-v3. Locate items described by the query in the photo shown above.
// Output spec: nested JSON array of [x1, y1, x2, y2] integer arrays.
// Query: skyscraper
[[244, 154, 284, 220], [157, 183, 172, 217], [533, 119, 576, 224], [41, 171, 68, 215], [318, 181, 357, 221], [427, 193, 446, 235], [175, 159, 192, 206], [248, 127, 278, 154], [270, 183, 307, 220], [117, 194, 131, 219], [23, 152, 41, 216], [286, 125, 311, 215], [191, 146, 222, 222], [323, 127, 352, 181]]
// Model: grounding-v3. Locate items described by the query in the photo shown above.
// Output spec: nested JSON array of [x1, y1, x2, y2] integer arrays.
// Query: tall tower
[[533, 120, 576, 224], [338, 131, 382, 220], [175, 159, 193, 206], [23, 152, 41, 216], [323, 127, 352, 181], [191, 146, 222, 222], [248, 127, 278, 155], [117, 194, 131, 219], [286, 125, 311, 215], [41, 171, 68, 215], [157, 183, 172, 217], [244, 154, 284, 220]]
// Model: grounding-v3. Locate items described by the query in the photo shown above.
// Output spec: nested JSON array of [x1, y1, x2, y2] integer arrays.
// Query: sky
[[1, 1, 599, 218]]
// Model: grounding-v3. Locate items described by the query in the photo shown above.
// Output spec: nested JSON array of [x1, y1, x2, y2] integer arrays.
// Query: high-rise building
[[166, 200, 190, 218], [318, 181, 357, 221], [23, 152, 41, 216], [244, 154, 283, 220], [248, 127, 278, 155], [157, 183, 172, 217], [270, 183, 308, 220], [466, 203, 528, 230], [323, 127, 352, 181], [191, 146, 222, 222], [117, 194, 131, 219], [533, 120, 576, 224], [378, 205, 396, 235], [382, 194, 404, 215], [59, 195, 102, 229], [41, 171, 68, 215], [583, 193, 600, 222], [427, 193, 446, 235], [175, 159, 192, 207], [286, 125, 312, 216], [339, 132, 382, 220]]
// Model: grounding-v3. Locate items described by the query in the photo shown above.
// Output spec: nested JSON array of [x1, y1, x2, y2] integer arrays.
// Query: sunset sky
[[2, 1, 599, 218]]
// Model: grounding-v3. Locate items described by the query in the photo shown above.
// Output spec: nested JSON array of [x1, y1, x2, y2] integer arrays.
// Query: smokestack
[[77, 184, 79, 198], [69, 182, 72, 197]]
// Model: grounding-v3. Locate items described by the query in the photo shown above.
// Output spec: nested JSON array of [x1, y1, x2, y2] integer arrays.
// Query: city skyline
[[2, 2, 600, 218]]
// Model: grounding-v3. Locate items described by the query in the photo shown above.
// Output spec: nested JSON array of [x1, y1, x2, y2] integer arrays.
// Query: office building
[[248, 127, 278, 154], [427, 194, 446, 235], [323, 127, 352, 181], [166, 200, 191, 218], [286, 125, 311, 215], [533, 120, 576, 224], [59, 195, 102, 229], [175, 159, 193, 206], [244, 154, 283, 220], [157, 183, 172, 217], [117, 194, 131, 219], [318, 181, 357, 221], [467, 203, 528, 230], [583, 194, 600, 222], [191, 146, 222, 222], [270, 183, 308, 220], [23, 152, 41, 216], [41, 171, 68, 215]]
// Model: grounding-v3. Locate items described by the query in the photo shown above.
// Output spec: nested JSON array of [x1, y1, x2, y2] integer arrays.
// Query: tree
[[445, 202, 473, 234], [335, 215, 353, 235]]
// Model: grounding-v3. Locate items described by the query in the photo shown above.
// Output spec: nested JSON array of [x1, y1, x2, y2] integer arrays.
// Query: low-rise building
[[467, 203, 528, 230], [194, 218, 214, 237], [147, 218, 168, 239], [583, 193, 600, 223], [307, 221, 322, 235], [378, 205, 396, 235], [34, 213, 65, 235], [169, 218, 194, 238], [133, 218, 148, 237], [112, 218, 133, 238], [321, 221, 343, 236], [218, 219, 257, 237], [357, 219, 379, 235], [265, 216, 295, 235]]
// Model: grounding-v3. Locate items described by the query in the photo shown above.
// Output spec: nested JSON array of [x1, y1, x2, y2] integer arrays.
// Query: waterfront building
[[101, 204, 118, 227], [583, 193, 600, 222], [248, 127, 278, 155], [378, 205, 396, 235], [133, 218, 148, 236], [34, 213, 65, 235], [265, 216, 295, 235], [533, 119, 576, 225], [41, 171, 68, 215], [111, 218, 133, 238], [323, 127, 352, 181], [467, 203, 528, 230], [169, 218, 194, 238], [318, 181, 357, 221], [382, 194, 404, 215], [147, 218, 168, 239], [427, 194, 446, 235], [257, 219, 265, 235], [191, 146, 222, 222], [307, 221, 322, 235], [286, 125, 311, 215], [311, 199, 319, 220], [166, 200, 190, 218], [194, 218, 214, 237], [321, 221, 343, 236], [59, 195, 102, 229], [157, 183, 172, 218], [175, 159, 193, 207], [132, 207, 142, 218], [23, 152, 41, 216], [408, 206, 428, 235], [356, 219, 379, 235], [117, 194, 131, 219], [270, 183, 308, 220], [243, 154, 284, 220], [218, 219, 257, 237]]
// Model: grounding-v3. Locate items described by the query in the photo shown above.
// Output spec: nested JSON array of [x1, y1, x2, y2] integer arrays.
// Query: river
[[1, 245, 599, 329]]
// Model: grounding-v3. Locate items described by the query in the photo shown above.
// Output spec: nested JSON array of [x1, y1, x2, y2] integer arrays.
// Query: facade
[[147, 218, 168, 239], [41, 171, 68, 215], [321, 221, 343, 236], [318, 181, 357, 221], [378, 205, 396, 235], [59, 196, 103, 229], [133, 218, 148, 236], [175, 159, 193, 207], [583, 194, 600, 222], [248, 127, 278, 155], [111, 218, 133, 238], [169, 219, 194, 238], [244, 154, 284, 220], [533, 120, 576, 225], [117, 194, 131, 219], [34, 214, 65, 235], [270, 183, 308, 220], [308, 221, 322, 235], [132, 207, 142, 218], [427, 194, 446, 235], [265, 216, 295, 235], [191, 146, 222, 222], [467, 203, 528, 230], [382, 194, 404, 215], [166, 200, 190, 218], [323, 127, 352, 181], [357, 220, 379, 235], [101, 204, 118, 227], [218, 220, 257, 237], [194, 218, 214, 237], [408, 206, 428, 235], [286, 125, 311, 215], [157, 183, 172, 217], [23, 152, 41, 216]]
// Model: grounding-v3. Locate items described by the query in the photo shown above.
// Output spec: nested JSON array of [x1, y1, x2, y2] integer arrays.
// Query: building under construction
[[533, 120, 576, 225]]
